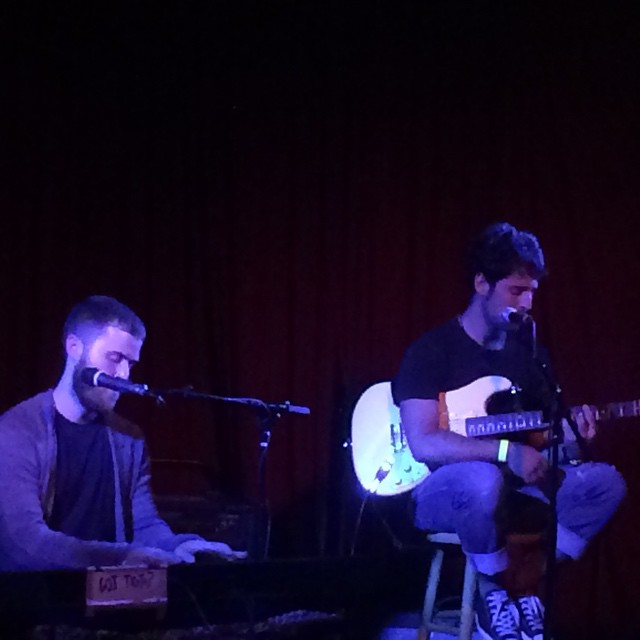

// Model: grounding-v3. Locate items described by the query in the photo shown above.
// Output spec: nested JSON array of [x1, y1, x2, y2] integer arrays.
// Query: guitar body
[[350, 376, 543, 496], [350, 382, 428, 496], [445, 376, 550, 449], [445, 376, 514, 435]]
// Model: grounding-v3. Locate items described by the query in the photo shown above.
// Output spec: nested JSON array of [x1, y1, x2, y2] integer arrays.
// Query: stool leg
[[458, 557, 477, 640], [419, 548, 444, 639]]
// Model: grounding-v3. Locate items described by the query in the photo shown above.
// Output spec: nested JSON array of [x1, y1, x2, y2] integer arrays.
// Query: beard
[[481, 293, 515, 332], [71, 358, 120, 414], [480, 298, 502, 332], [479, 297, 515, 349]]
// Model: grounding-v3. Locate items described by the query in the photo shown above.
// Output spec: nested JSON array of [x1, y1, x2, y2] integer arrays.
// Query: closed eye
[[106, 351, 138, 368], [509, 286, 535, 296]]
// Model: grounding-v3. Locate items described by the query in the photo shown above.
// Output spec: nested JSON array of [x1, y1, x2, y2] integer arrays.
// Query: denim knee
[[602, 464, 627, 507], [413, 462, 506, 533], [450, 462, 504, 517], [556, 462, 627, 542], [567, 462, 626, 507]]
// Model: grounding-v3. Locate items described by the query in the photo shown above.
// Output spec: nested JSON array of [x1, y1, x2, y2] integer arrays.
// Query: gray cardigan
[[0, 390, 198, 571]]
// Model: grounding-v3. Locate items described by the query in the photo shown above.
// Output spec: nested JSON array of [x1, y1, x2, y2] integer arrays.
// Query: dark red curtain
[[3, 2, 640, 635]]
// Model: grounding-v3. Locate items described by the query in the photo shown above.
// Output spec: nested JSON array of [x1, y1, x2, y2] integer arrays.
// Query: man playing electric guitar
[[392, 222, 626, 640]]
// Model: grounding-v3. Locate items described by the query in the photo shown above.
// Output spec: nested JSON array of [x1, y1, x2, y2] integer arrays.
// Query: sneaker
[[475, 588, 521, 640], [515, 594, 544, 640]]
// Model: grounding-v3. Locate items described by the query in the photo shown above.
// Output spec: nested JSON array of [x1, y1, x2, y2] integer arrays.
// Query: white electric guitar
[[350, 377, 640, 496]]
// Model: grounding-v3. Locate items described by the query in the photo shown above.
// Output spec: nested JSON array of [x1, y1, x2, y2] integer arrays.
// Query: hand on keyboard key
[[174, 539, 248, 563]]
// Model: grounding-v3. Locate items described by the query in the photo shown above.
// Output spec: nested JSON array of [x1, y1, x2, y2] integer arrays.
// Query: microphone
[[227, 397, 310, 414], [268, 401, 311, 415], [80, 367, 152, 396], [501, 306, 533, 325]]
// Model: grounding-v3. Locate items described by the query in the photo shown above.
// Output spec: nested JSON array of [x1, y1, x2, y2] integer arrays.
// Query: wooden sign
[[85, 566, 167, 614]]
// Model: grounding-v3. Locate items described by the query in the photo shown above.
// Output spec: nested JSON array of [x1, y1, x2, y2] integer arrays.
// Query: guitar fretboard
[[465, 411, 544, 438], [586, 401, 640, 421]]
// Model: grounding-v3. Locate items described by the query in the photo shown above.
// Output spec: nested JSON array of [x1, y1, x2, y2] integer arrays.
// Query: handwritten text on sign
[[86, 566, 168, 609]]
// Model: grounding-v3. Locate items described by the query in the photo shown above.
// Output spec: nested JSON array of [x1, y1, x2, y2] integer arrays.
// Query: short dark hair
[[63, 295, 146, 345], [467, 222, 546, 287]]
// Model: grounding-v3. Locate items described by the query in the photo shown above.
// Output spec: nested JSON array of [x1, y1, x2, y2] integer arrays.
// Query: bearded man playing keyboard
[[392, 222, 626, 640], [0, 295, 246, 571]]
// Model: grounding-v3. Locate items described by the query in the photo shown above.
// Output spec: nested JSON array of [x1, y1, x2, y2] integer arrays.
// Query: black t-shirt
[[392, 317, 555, 415], [49, 411, 116, 542]]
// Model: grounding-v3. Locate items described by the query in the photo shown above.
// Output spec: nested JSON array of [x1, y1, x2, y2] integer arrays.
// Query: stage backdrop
[[3, 2, 640, 637]]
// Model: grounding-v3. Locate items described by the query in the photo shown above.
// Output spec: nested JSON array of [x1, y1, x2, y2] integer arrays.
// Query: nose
[[519, 290, 534, 312], [115, 360, 131, 379]]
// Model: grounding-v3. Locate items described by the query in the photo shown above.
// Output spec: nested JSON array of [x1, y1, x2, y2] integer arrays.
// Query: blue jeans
[[413, 461, 626, 575]]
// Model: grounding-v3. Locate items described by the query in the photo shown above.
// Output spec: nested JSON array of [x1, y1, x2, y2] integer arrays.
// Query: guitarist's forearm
[[400, 398, 502, 466], [409, 430, 502, 467]]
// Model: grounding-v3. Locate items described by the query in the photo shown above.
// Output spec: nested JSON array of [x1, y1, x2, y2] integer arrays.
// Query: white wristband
[[497, 439, 510, 463]]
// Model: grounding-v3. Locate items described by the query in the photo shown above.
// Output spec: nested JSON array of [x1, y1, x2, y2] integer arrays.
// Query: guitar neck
[[464, 401, 640, 438], [576, 401, 640, 421]]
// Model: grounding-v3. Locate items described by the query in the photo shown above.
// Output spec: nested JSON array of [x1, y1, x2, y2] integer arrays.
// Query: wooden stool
[[418, 532, 477, 640]]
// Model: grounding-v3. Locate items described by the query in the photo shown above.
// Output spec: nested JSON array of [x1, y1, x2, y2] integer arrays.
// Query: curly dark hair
[[62, 295, 146, 345], [466, 222, 546, 287]]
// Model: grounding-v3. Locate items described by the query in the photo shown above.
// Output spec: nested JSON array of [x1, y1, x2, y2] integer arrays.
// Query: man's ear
[[474, 273, 490, 296], [65, 334, 84, 361]]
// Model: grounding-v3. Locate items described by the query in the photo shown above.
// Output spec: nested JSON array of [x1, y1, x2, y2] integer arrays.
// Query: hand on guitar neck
[[571, 404, 597, 441]]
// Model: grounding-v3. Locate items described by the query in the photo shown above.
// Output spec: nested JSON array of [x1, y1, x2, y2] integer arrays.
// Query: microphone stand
[[520, 317, 560, 640], [151, 386, 310, 560], [539, 381, 591, 640], [525, 320, 589, 640], [540, 377, 561, 640]]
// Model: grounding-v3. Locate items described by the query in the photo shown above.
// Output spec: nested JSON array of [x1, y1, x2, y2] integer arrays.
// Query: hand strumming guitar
[[506, 442, 548, 484]]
